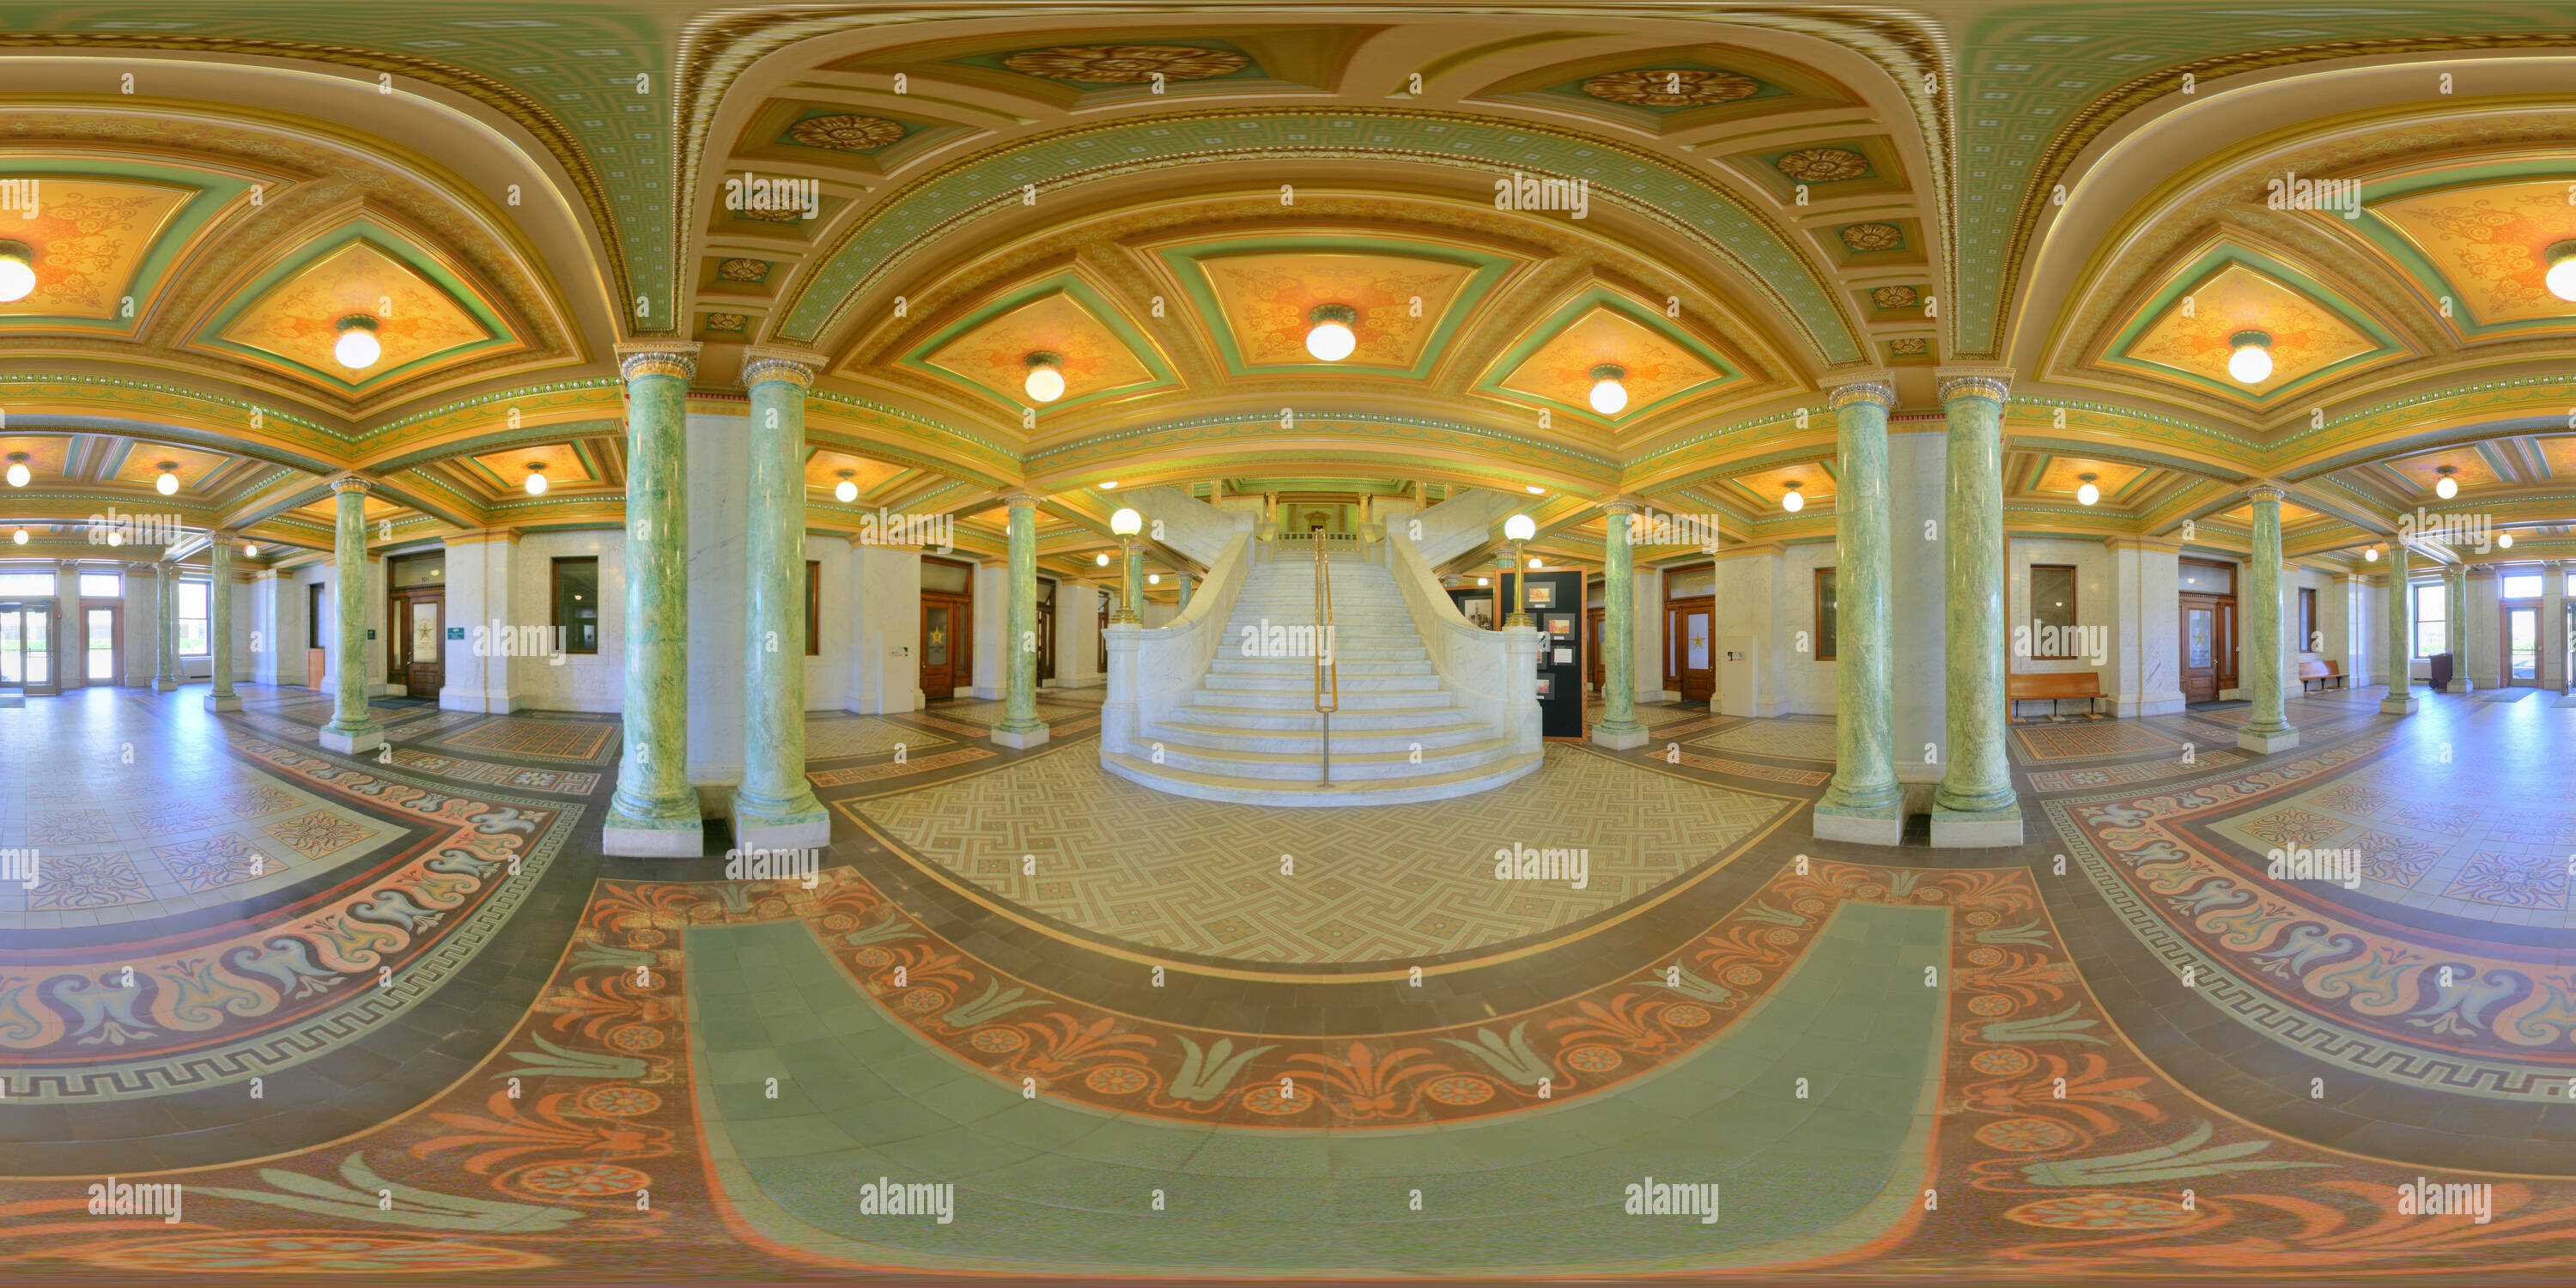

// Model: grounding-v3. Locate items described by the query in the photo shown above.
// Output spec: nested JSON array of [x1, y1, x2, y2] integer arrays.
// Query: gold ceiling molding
[[0, 33, 630, 329], [1996, 31, 2576, 361]]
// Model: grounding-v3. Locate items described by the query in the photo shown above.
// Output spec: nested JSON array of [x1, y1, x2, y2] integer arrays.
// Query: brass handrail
[[1312, 526, 1339, 784]]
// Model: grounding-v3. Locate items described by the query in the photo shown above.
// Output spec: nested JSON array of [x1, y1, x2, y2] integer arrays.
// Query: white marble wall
[[848, 543, 923, 714], [2007, 537, 2113, 693], [2465, 572, 2501, 688], [440, 537, 519, 713], [513, 530, 627, 712]]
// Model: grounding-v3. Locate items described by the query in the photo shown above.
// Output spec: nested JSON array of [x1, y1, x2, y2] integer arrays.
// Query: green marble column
[[732, 349, 830, 849], [55, 560, 80, 691], [207, 532, 240, 711], [150, 562, 178, 691], [604, 342, 705, 857], [1931, 368, 2020, 847], [1590, 501, 1648, 750], [2380, 543, 2416, 714], [2238, 487, 2300, 751], [1119, 543, 1144, 624], [2444, 567, 2470, 692], [1176, 574, 1192, 611], [992, 493, 1051, 748], [319, 478, 385, 753], [1814, 374, 1902, 841]]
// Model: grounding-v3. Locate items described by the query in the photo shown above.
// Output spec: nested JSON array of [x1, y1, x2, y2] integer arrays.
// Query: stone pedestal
[[728, 349, 832, 851], [991, 494, 1051, 749], [2235, 487, 2300, 754], [603, 342, 705, 857], [1929, 368, 2020, 848], [1590, 501, 1649, 751], [319, 480, 386, 755]]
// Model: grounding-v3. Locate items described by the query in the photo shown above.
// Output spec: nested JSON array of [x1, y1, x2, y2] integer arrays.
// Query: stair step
[[1169, 703, 1478, 731], [1101, 749, 1544, 806], [1135, 736, 1522, 781], [1203, 672, 1443, 693], [1189, 689, 1455, 712], [1145, 720, 1501, 753]]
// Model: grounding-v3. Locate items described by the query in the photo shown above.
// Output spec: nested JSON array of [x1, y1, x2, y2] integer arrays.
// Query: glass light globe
[[4, 461, 27, 487], [1589, 378, 1628, 415], [1099, 480, 1117, 489], [1525, 484, 1546, 495], [1148, 574, 1161, 585], [107, 530, 123, 546], [1528, 556, 1541, 568], [1024, 365, 1065, 403], [525, 469, 548, 496], [2434, 475, 2458, 500], [155, 470, 179, 496], [2076, 482, 2099, 506], [0, 250, 33, 303], [1476, 576, 1489, 586], [2365, 546, 2379, 562], [2227, 341, 2272, 384], [1504, 513, 1536, 541], [10, 527, 24, 545], [335, 327, 381, 369], [1305, 319, 1355, 361], [2499, 532, 2514, 549], [1110, 507, 1142, 536], [2548, 256, 2576, 303], [1781, 487, 1804, 513], [834, 477, 857, 503], [245, 543, 258, 556], [1095, 551, 1111, 567]]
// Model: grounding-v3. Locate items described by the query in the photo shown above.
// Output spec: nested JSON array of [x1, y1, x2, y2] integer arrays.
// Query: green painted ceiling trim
[[0, 160, 249, 335], [185, 220, 520, 392], [897, 270, 1176, 413], [1471, 284, 1744, 425], [1150, 233, 1518, 381], [2339, 158, 2576, 343], [781, 109, 1859, 365], [1025, 410, 1618, 480], [2097, 242, 2405, 406]]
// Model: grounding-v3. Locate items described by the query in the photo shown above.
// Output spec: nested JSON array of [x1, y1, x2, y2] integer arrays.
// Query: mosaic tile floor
[[12, 682, 2576, 1283]]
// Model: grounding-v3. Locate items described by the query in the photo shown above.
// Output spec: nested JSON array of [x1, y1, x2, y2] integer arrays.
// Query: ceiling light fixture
[[1148, 574, 1161, 586], [2226, 330, 2274, 384], [4, 453, 28, 488], [1095, 551, 1111, 567], [1476, 576, 1490, 586], [1023, 351, 1065, 403], [1781, 481, 1805, 513], [1098, 480, 1117, 490], [2499, 532, 2515, 549], [834, 469, 858, 503], [10, 527, 24, 545], [0, 240, 34, 303], [1525, 484, 1546, 495], [2075, 472, 2100, 507], [1528, 555, 1543, 568], [1587, 363, 1629, 416], [2433, 464, 2459, 501], [1110, 507, 1142, 538], [524, 463, 548, 496], [1504, 513, 1536, 542], [244, 543, 258, 556], [2547, 240, 2576, 302], [155, 461, 179, 496], [1304, 304, 1358, 361], [107, 529, 122, 546], [334, 314, 381, 369], [2365, 545, 2379, 562]]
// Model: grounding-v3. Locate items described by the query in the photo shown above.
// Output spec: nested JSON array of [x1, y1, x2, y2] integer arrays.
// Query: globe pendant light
[[10, 526, 25, 545], [2433, 465, 2458, 500], [1023, 351, 1065, 403], [2499, 532, 2514, 549], [1780, 481, 1805, 513], [2226, 330, 2273, 384], [4, 452, 28, 488], [2365, 545, 2379, 562], [1588, 363, 1628, 415], [155, 461, 179, 495], [2075, 472, 2100, 507], [2547, 240, 2576, 302], [524, 463, 548, 495], [834, 469, 858, 503], [0, 240, 34, 303], [1304, 304, 1358, 361]]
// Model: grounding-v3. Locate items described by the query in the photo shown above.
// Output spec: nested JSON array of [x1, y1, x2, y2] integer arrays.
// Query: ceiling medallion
[[1579, 68, 1759, 107], [704, 313, 748, 332], [1775, 148, 1868, 182], [733, 205, 804, 224], [787, 113, 904, 152], [1839, 222, 1904, 252], [1002, 45, 1249, 84], [716, 258, 769, 282], [1871, 285, 1919, 309], [1890, 337, 1929, 355]]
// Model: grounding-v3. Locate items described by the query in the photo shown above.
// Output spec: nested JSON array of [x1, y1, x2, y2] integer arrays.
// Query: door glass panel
[[2188, 609, 2214, 669], [0, 608, 21, 683], [925, 607, 950, 665], [2510, 608, 2538, 680], [1686, 611, 1710, 670], [88, 609, 114, 679], [26, 608, 46, 683], [412, 602, 440, 662]]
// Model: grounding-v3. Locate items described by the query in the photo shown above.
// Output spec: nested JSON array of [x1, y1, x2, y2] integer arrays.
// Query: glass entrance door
[[86, 606, 119, 682], [2506, 605, 2539, 684], [0, 602, 45, 696]]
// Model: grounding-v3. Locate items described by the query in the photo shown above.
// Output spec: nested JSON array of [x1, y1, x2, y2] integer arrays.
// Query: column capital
[[1598, 498, 1643, 517], [2247, 483, 2287, 503], [1000, 491, 1044, 509], [1933, 366, 2013, 404], [615, 339, 702, 382], [1820, 369, 1899, 410], [739, 345, 827, 389], [330, 476, 374, 496]]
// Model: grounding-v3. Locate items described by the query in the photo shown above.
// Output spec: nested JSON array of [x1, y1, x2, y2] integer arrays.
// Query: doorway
[[920, 556, 975, 702], [1587, 605, 1605, 696], [1665, 596, 1714, 702], [0, 601, 53, 696], [83, 604, 119, 684], [390, 590, 444, 695], [1036, 577, 1056, 683], [2504, 601, 2541, 685], [2178, 558, 2238, 703]]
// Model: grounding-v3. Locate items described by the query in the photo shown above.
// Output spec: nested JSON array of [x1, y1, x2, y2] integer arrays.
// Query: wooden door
[[1036, 587, 1056, 683], [391, 589, 444, 695], [920, 597, 960, 701], [1666, 595, 1714, 702], [1587, 607, 1605, 694], [2180, 592, 2236, 702]]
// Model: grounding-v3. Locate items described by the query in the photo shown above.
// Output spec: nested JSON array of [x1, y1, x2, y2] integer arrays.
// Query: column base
[[1813, 799, 1905, 846], [603, 810, 706, 857], [2444, 679, 2476, 694], [153, 679, 178, 692], [204, 694, 242, 713], [2380, 695, 2421, 714], [2237, 726, 2301, 753], [1589, 722, 1649, 750], [991, 722, 1051, 750], [730, 798, 830, 851], [1931, 805, 2023, 849], [319, 724, 385, 754]]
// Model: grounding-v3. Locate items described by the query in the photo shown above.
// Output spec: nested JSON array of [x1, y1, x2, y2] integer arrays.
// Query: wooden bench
[[2299, 659, 2348, 692], [2008, 671, 2102, 718]]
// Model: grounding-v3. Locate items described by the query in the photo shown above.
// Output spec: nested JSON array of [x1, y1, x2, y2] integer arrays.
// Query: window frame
[[78, 571, 122, 598], [1813, 566, 1838, 662], [2297, 586, 2318, 653], [177, 579, 210, 659], [2413, 582, 2446, 659], [2028, 563, 2080, 659], [551, 556, 601, 655], [805, 559, 821, 657]]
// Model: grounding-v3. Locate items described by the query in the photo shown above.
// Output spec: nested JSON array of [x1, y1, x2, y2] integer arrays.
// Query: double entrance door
[[0, 601, 57, 696]]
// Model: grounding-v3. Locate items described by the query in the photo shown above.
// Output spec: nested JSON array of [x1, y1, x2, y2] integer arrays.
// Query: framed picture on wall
[[1526, 583, 1556, 609], [1534, 672, 1554, 698], [1544, 613, 1574, 638], [1456, 593, 1494, 629]]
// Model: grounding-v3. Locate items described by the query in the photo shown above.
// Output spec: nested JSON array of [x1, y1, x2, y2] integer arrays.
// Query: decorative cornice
[[330, 477, 373, 496], [1935, 367, 2014, 405], [616, 342, 702, 384]]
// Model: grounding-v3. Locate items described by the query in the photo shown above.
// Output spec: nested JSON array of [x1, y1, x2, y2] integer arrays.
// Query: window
[[2298, 586, 2318, 653], [552, 557, 600, 653], [1813, 567, 1838, 661], [308, 582, 325, 650], [2413, 583, 2446, 658], [2029, 565, 2077, 657], [80, 572, 120, 598], [2502, 574, 2543, 599], [805, 559, 820, 656], [0, 572, 55, 596], [178, 580, 209, 657]]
